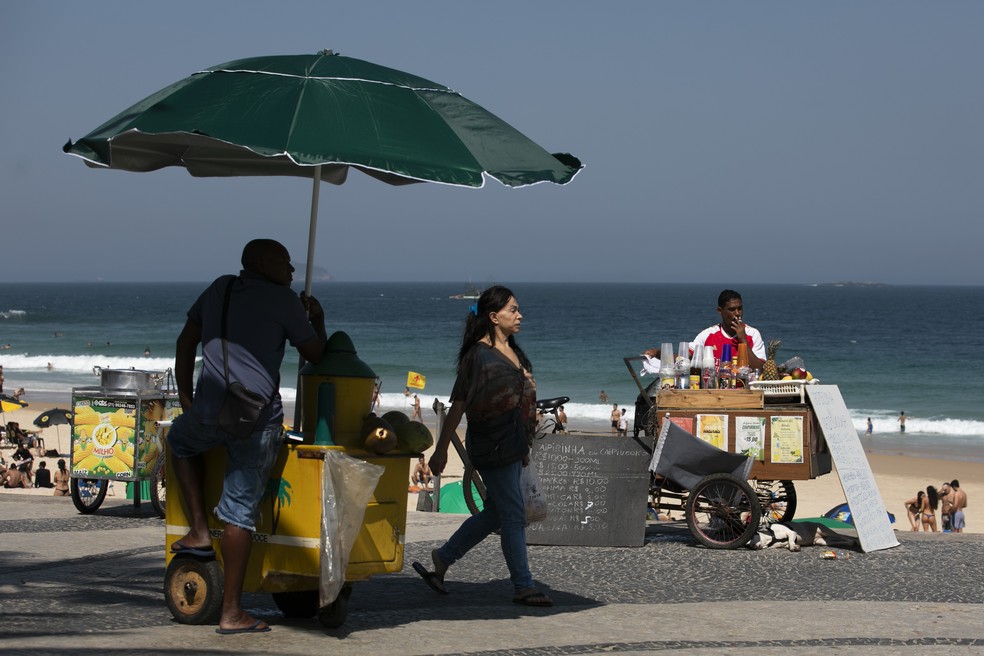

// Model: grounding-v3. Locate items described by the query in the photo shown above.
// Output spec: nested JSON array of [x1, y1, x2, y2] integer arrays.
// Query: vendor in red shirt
[[645, 289, 766, 370]]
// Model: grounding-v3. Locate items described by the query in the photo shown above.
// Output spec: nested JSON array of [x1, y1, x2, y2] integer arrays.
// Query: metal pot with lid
[[92, 366, 169, 391]]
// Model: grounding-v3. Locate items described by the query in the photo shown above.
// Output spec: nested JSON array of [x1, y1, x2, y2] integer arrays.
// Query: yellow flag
[[407, 371, 426, 390]]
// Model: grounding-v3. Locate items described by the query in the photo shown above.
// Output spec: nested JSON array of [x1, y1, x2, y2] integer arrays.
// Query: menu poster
[[770, 415, 804, 463], [668, 416, 694, 434], [735, 416, 766, 461], [695, 414, 728, 450]]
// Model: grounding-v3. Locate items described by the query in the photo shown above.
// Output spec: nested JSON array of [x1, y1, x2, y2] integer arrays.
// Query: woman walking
[[412, 286, 551, 606]]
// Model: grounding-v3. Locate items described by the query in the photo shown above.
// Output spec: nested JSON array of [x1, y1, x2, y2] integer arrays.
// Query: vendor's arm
[[730, 321, 765, 369], [175, 318, 202, 412], [429, 399, 464, 476], [297, 292, 328, 363]]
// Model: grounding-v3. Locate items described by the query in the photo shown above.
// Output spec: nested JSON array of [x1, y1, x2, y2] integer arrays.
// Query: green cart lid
[[300, 331, 376, 378]]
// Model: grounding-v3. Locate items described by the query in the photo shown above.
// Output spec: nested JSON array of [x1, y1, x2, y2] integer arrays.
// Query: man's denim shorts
[[167, 412, 282, 532]]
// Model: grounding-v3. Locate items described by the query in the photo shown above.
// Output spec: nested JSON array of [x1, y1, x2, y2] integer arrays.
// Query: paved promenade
[[1, 493, 981, 655]]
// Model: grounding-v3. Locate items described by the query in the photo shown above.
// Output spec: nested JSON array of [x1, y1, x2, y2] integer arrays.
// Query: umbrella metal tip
[[319, 49, 336, 56]]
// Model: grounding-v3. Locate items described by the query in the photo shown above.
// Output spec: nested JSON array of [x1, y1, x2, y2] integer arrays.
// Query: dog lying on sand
[[747, 521, 859, 552]]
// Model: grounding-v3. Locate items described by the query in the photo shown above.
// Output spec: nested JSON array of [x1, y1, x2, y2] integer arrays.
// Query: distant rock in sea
[[814, 281, 888, 287]]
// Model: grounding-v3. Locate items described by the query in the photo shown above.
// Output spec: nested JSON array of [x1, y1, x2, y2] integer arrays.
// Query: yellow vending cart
[[70, 368, 180, 517]]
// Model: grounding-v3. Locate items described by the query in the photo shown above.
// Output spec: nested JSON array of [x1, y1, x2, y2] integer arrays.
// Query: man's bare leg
[[218, 524, 268, 631], [170, 454, 212, 549]]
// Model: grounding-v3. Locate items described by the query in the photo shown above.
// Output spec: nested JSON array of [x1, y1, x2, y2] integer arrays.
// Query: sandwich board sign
[[806, 385, 899, 552]]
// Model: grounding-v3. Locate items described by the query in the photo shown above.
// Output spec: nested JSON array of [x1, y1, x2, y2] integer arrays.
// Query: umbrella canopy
[[33, 408, 73, 428], [1, 394, 28, 414], [64, 50, 581, 190]]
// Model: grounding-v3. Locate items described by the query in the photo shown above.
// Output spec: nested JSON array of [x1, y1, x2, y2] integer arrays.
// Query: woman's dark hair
[[456, 285, 531, 373], [926, 485, 939, 511], [57, 459, 67, 472], [916, 490, 925, 508]]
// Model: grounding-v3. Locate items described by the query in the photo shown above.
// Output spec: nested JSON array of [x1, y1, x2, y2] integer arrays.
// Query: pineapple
[[761, 338, 782, 380]]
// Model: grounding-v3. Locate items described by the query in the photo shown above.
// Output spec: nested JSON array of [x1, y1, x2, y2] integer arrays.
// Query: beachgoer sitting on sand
[[411, 455, 432, 488], [34, 461, 53, 488], [53, 459, 70, 497]]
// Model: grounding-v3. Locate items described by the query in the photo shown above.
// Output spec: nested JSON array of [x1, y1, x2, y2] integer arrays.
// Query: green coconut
[[395, 420, 434, 454], [381, 410, 411, 429], [361, 414, 397, 454]]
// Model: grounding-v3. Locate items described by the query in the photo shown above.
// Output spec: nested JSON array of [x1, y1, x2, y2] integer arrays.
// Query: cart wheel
[[165, 556, 224, 625], [317, 584, 352, 629], [686, 473, 761, 549], [755, 480, 797, 525], [70, 478, 108, 514], [462, 464, 487, 516], [273, 589, 318, 618], [150, 455, 166, 519]]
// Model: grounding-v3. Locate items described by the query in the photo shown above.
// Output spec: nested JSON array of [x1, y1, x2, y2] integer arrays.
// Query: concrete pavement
[[1, 493, 982, 655]]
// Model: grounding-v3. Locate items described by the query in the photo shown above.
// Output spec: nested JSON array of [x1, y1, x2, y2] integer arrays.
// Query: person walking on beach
[[410, 394, 423, 422], [413, 285, 552, 607], [552, 405, 567, 434], [899, 411, 906, 433], [610, 403, 620, 434], [167, 239, 327, 634], [866, 418, 873, 434], [618, 408, 628, 436]]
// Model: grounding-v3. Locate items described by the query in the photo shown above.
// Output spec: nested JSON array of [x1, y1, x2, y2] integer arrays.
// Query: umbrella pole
[[292, 165, 322, 433]]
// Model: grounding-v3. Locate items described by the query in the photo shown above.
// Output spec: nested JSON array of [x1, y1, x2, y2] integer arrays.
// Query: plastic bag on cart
[[319, 450, 384, 609], [648, 419, 753, 490]]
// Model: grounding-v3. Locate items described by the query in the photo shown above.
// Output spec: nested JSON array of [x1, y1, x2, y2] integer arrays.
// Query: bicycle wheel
[[71, 478, 108, 514], [755, 480, 797, 524], [685, 473, 761, 549], [462, 464, 487, 515]]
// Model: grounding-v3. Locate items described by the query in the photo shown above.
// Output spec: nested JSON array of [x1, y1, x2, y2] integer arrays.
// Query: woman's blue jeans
[[437, 460, 532, 592]]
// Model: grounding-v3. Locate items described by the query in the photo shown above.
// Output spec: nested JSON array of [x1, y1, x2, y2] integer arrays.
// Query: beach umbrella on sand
[[63, 49, 582, 426], [1, 394, 28, 430], [34, 408, 73, 455]]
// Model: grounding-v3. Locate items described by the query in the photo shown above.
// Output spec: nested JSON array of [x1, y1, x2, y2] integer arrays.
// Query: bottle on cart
[[718, 344, 734, 389], [735, 343, 751, 388], [702, 347, 717, 390], [690, 344, 704, 390], [675, 341, 691, 389], [659, 342, 675, 390]]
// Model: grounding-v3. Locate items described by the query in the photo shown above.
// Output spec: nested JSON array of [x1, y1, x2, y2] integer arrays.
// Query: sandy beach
[[2, 403, 978, 535]]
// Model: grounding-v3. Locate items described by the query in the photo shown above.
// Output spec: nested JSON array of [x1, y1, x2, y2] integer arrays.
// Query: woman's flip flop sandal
[[411, 561, 449, 595], [512, 588, 553, 607]]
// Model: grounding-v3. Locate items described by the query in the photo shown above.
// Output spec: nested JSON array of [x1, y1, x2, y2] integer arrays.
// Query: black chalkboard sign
[[526, 433, 652, 547]]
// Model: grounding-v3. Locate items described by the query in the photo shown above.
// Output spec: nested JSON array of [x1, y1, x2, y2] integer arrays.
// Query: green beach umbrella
[[63, 50, 582, 429], [63, 49, 582, 293]]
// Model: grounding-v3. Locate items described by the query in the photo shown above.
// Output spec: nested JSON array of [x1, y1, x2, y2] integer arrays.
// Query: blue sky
[[2, 2, 982, 285]]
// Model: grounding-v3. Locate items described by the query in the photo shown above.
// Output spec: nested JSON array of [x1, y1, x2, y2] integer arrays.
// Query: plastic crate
[[748, 379, 816, 404]]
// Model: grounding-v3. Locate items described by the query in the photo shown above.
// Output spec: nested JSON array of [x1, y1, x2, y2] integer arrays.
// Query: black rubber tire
[[150, 454, 166, 519], [756, 479, 797, 525], [685, 473, 761, 549], [70, 478, 108, 514], [317, 584, 352, 629], [164, 556, 224, 625], [273, 589, 319, 618], [462, 464, 487, 516]]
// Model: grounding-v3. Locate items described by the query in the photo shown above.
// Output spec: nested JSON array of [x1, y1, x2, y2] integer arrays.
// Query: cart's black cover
[[648, 419, 753, 490]]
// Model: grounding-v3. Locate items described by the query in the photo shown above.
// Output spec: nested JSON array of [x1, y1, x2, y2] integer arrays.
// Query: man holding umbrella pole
[[167, 239, 327, 634]]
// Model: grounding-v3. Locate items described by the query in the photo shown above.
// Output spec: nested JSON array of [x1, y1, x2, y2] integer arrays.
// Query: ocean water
[[2, 282, 982, 459]]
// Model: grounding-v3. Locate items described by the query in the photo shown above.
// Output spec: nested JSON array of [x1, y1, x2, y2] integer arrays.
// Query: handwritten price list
[[527, 434, 651, 547]]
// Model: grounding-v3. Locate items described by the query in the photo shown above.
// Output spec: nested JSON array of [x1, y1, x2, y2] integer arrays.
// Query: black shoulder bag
[[216, 278, 269, 439]]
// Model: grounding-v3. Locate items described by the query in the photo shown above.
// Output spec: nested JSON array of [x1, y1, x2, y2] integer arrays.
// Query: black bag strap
[[220, 277, 236, 387]]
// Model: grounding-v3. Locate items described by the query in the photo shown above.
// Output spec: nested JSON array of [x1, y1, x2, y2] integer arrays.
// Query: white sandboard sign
[[807, 385, 899, 552]]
